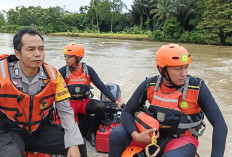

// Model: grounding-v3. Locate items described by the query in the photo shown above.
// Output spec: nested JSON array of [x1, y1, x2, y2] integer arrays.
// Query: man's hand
[[131, 129, 157, 144], [115, 100, 123, 110], [67, 145, 80, 157]]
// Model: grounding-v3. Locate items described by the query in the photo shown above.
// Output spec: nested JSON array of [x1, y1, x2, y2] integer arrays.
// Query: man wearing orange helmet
[[109, 43, 227, 157], [59, 43, 123, 147]]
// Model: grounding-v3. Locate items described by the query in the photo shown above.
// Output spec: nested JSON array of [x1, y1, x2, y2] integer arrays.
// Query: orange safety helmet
[[155, 43, 192, 68], [63, 43, 84, 58], [135, 112, 159, 137], [121, 146, 144, 157]]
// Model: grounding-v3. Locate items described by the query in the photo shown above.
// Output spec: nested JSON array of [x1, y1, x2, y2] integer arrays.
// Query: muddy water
[[0, 33, 231, 157]]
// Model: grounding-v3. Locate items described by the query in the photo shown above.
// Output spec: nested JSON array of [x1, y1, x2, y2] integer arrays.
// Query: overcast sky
[[0, 0, 133, 13]]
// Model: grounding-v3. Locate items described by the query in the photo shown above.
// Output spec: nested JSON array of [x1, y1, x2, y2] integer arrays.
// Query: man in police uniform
[[0, 27, 84, 157]]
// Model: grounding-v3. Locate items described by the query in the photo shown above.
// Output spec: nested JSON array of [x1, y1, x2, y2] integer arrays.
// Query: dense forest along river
[[0, 33, 231, 157]]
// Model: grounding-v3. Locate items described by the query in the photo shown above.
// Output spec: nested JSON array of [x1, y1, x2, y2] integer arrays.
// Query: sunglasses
[[64, 55, 74, 59]]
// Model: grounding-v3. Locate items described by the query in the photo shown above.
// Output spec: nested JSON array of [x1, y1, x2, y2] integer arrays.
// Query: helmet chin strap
[[69, 66, 75, 72], [75, 56, 82, 66], [69, 56, 82, 72], [158, 67, 175, 87]]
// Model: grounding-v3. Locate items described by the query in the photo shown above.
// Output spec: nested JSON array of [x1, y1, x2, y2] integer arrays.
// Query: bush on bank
[[0, 24, 228, 45]]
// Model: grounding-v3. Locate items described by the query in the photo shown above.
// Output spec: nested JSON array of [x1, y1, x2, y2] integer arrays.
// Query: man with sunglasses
[[59, 43, 123, 148]]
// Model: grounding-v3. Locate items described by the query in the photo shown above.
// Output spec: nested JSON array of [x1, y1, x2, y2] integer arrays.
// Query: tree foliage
[[150, 0, 175, 24], [129, 0, 157, 29], [197, 0, 232, 45], [0, 12, 5, 26], [162, 17, 183, 39], [173, 0, 197, 30], [0, 0, 232, 45]]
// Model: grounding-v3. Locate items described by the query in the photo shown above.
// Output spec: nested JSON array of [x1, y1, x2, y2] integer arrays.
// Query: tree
[[173, 0, 197, 30], [89, 0, 101, 31], [43, 7, 65, 32], [129, 0, 158, 29], [98, 0, 111, 31], [188, 0, 205, 31], [162, 17, 183, 39], [150, 0, 176, 24], [5, 8, 20, 25], [0, 12, 5, 26], [109, 0, 125, 32], [5, 6, 46, 26], [197, 0, 232, 45]]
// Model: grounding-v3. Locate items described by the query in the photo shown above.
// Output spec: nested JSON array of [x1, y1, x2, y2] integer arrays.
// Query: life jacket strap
[[82, 63, 89, 77], [178, 117, 206, 137], [182, 76, 190, 99], [47, 65, 56, 79], [178, 120, 202, 129], [153, 95, 179, 103], [154, 75, 162, 91], [188, 126, 205, 137], [0, 60, 6, 79], [17, 120, 42, 126], [0, 106, 19, 112], [65, 65, 71, 79]]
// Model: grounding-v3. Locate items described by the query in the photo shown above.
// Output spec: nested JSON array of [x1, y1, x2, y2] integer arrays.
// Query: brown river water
[[0, 33, 231, 157]]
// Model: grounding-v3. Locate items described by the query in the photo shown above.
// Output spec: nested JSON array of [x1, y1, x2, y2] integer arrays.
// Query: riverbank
[[49, 32, 152, 41]]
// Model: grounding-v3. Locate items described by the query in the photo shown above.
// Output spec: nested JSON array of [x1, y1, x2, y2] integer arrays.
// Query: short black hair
[[13, 27, 44, 52]]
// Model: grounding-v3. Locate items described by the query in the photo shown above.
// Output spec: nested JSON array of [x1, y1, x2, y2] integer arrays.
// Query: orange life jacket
[[65, 63, 91, 100], [0, 55, 57, 134], [146, 75, 205, 137]]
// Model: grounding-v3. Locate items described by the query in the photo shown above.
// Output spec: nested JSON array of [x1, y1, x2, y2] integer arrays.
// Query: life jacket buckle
[[17, 94, 25, 103], [13, 112, 23, 121], [15, 113, 23, 117], [25, 121, 34, 127], [40, 112, 46, 119]]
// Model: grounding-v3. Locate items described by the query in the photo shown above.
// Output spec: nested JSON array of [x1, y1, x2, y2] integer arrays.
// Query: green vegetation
[[0, 0, 232, 45]]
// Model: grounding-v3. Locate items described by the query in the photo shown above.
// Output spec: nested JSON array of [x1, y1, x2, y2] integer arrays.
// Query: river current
[[0, 33, 231, 157]]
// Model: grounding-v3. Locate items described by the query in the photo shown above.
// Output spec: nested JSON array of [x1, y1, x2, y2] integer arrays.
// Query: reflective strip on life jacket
[[0, 60, 6, 79], [69, 78, 86, 82], [151, 86, 182, 111], [47, 65, 56, 79], [153, 95, 178, 103]]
